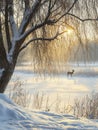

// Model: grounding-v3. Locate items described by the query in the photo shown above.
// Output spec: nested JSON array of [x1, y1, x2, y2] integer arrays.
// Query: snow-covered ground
[[1, 63, 98, 129], [0, 94, 98, 130], [6, 64, 98, 106]]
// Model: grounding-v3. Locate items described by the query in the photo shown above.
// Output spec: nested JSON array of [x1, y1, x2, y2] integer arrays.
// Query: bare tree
[[0, 0, 97, 93]]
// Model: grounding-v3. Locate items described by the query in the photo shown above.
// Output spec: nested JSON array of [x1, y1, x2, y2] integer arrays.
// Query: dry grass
[[8, 78, 31, 108], [8, 79, 98, 119], [73, 92, 98, 119], [8, 78, 72, 113]]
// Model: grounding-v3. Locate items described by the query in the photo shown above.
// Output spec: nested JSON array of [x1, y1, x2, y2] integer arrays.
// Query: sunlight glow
[[59, 25, 74, 38], [67, 29, 73, 35]]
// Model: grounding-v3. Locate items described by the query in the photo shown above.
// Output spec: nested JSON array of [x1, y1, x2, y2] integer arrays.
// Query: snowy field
[[0, 94, 98, 130], [1, 63, 98, 129], [6, 63, 98, 106]]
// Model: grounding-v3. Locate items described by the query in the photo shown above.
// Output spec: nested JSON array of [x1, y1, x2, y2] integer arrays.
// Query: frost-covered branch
[[8, 0, 18, 37], [18, 21, 46, 42], [18, 0, 57, 42], [19, 0, 41, 35]]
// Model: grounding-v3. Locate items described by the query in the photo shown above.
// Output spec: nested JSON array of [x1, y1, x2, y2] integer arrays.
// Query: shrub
[[73, 92, 98, 119]]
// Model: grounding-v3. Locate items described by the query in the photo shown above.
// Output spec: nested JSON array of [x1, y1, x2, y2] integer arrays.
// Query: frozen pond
[[6, 63, 98, 108]]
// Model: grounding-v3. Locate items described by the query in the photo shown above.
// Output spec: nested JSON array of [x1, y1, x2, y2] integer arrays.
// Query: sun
[[67, 28, 73, 34], [62, 28, 73, 38], [58, 25, 75, 40]]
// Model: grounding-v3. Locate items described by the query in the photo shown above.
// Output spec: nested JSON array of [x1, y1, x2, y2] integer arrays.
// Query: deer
[[67, 69, 74, 77]]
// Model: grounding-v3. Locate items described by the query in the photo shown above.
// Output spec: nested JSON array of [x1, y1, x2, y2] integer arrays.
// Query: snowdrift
[[0, 94, 98, 130]]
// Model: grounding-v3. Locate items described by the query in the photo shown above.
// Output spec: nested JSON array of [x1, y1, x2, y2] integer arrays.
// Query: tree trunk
[[0, 65, 15, 93]]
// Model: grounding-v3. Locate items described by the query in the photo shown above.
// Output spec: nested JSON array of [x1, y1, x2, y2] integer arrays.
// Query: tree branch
[[44, 0, 52, 22], [19, 32, 59, 52], [19, 28, 69, 53], [0, 15, 8, 68], [53, 0, 78, 23], [67, 13, 98, 22], [47, 0, 98, 25], [17, 0, 98, 51], [18, 21, 47, 43], [19, 0, 41, 35], [8, 0, 18, 37], [5, 0, 11, 51], [17, 0, 57, 42]]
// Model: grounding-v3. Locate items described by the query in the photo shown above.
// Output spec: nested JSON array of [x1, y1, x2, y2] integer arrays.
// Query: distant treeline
[[70, 42, 98, 62]]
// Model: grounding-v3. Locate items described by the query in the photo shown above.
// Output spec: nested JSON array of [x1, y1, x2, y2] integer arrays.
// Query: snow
[[9, 15, 18, 37], [0, 94, 98, 130], [6, 64, 98, 107], [2, 63, 98, 129], [7, 39, 17, 64], [0, 68, 4, 78]]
